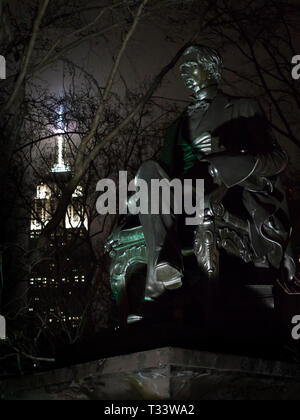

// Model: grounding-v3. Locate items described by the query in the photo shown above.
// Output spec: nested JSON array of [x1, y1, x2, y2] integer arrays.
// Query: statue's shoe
[[155, 262, 183, 290], [126, 264, 184, 324], [127, 314, 144, 324], [143, 262, 183, 301]]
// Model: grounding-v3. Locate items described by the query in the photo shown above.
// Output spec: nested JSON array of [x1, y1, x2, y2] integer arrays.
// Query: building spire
[[51, 105, 70, 173]]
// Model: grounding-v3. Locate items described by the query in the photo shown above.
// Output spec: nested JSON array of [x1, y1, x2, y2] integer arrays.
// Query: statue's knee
[[136, 159, 161, 179]]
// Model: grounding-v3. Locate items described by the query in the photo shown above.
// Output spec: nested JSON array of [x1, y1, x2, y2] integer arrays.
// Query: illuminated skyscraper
[[28, 107, 90, 330]]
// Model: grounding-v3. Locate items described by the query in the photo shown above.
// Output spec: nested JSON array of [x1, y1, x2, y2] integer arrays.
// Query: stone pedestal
[[1, 347, 300, 400]]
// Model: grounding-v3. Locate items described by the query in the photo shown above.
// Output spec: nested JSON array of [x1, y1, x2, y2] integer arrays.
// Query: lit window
[[72, 186, 83, 198], [36, 184, 51, 200]]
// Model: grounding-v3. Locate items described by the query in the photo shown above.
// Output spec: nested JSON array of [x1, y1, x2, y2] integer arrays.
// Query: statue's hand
[[191, 131, 212, 159]]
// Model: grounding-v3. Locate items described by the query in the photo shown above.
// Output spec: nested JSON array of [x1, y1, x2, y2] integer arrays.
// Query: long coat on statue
[[159, 90, 295, 280]]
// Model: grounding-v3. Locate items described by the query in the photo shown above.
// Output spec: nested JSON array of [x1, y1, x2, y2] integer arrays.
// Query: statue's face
[[180, 61, 208, 93]]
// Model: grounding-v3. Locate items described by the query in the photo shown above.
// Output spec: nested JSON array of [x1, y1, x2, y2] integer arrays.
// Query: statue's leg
[[135, 160, 183, 301]]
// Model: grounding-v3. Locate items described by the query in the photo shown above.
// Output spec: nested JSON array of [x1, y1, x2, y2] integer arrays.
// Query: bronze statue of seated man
[[106, 45, 298, 325]]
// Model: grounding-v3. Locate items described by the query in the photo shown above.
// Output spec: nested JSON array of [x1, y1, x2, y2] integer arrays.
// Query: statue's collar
[[184, 89, 234, 118], [187, 86, 218, 115]]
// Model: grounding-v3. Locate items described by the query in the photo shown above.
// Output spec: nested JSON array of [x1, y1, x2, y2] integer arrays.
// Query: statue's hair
[[180, 45, 223, 82]]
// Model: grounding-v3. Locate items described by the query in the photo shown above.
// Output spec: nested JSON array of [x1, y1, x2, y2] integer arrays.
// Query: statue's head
[[179, 45, 223, 96]]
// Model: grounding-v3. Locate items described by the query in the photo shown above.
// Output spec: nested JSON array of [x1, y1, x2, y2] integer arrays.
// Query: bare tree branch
[[0, 0, 50, 115]]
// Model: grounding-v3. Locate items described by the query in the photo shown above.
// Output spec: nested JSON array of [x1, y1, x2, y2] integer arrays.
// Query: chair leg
[[114, 275, 129, 328], [194, 222, 220, 327]]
